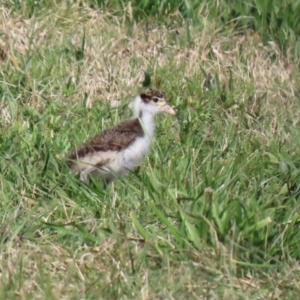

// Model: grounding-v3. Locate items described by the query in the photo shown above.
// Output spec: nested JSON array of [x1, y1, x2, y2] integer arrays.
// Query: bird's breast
[[122, 136, 151, 163]]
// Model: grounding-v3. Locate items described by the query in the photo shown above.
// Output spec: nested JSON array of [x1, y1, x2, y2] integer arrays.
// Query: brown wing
[[67, 118, 144, 167]]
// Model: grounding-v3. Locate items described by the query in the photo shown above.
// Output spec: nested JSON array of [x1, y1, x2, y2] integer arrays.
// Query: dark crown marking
[[140, 88, 166, 103]]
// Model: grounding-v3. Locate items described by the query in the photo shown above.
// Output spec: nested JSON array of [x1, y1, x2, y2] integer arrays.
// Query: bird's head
[[133, 88, 176, 117]]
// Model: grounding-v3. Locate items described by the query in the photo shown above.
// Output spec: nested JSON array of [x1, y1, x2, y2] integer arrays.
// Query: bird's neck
[[139, 110, 155, 138]]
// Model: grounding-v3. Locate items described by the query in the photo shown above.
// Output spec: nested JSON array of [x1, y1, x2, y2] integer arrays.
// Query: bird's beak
[[159, 102, 176, 115]]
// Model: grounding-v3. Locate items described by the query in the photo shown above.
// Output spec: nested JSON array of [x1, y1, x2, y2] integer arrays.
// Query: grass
[[1, 1, 300, 299]]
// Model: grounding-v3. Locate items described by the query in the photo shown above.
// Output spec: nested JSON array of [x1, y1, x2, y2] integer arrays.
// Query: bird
[[66, 88, 176, 185]]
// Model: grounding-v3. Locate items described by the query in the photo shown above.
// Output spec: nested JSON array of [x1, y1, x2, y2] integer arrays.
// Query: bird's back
[[67, 118, 146, 179]]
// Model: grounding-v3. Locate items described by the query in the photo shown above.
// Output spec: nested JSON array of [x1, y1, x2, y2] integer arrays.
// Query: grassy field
[[1, 0, 300, 299]]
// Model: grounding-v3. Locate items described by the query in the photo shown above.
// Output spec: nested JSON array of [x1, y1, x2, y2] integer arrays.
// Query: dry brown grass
[[1, 4, 298, 111], [2, 235, 297, 299]]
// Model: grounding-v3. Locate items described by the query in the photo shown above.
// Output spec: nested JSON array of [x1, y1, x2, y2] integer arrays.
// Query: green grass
[[1, 0, 300, 299]]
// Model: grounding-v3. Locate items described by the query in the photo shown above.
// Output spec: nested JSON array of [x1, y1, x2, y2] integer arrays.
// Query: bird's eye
[[153, 97, 160, 103]]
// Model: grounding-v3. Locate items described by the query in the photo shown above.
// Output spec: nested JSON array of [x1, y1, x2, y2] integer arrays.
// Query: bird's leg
[[80, 170, 90, 184]]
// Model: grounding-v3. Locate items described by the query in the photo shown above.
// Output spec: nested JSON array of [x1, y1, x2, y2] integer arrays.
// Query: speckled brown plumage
[[67, 118, 144, 168]]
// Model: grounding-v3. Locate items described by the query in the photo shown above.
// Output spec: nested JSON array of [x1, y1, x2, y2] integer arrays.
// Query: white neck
[[139, 110, 155, 139], [132, 96, 142, 117], [131, 95, 156, 139]]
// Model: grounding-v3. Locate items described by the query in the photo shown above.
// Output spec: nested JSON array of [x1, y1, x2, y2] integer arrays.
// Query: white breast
[[119, 135, 151, 171], [102, 135, 150, 178], [110, 112, 155, 176]]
